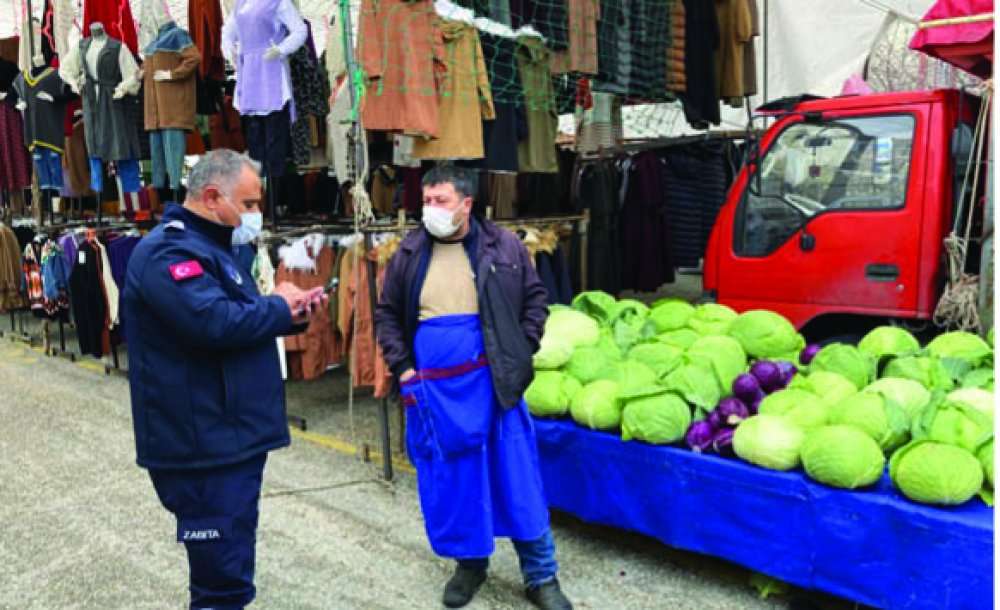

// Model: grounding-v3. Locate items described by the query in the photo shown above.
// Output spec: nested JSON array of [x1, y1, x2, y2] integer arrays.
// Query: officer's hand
[[274, 282, 308, 316]]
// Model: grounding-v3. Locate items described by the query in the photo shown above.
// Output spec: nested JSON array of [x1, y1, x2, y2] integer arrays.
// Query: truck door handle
[[866, 264, 899, 282], [800, 232, 816, 252]]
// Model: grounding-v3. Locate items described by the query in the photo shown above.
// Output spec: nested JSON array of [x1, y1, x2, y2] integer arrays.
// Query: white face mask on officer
[[231, 212, 263, 245], [422, 205, 462, 239]]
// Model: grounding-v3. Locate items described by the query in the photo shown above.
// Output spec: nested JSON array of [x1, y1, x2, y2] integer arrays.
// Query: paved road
[[1, 339, 800, 610]]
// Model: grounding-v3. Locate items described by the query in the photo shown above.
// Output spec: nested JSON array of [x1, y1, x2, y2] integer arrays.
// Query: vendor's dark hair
[[422, 164, 478, 201]]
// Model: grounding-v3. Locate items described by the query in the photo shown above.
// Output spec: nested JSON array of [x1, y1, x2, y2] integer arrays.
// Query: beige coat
[[412, 19, 495, 160], [143, 45, 201, 131]]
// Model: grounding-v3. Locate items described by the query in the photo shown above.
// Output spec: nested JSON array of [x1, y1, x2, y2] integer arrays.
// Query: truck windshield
[[737, 114, 915, 257]]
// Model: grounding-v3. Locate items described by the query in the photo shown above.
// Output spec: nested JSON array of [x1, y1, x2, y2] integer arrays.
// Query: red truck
[[702, 89, 987, 342]]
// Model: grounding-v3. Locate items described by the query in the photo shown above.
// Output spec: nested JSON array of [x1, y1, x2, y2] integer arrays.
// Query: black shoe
[[526, 578, 573, 610], [442, 565, 487, 608]]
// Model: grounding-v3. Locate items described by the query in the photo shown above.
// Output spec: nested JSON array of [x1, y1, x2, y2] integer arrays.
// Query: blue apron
[[400, 314, 550, 559]]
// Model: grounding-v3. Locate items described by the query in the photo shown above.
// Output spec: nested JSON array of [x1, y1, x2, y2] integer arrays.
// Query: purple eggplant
[[800, 343, 822, 366], [707, 409, 725, 430], [716, 396, 750, 425], [732, 373, 762, 404], [748, 390, 764, 414], [711, 427, 735, 455], [685, 420, 715, 453], [750, 360, 784, 393]]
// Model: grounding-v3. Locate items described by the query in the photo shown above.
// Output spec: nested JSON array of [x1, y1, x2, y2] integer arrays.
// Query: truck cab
[[703, 90, 979, 341]]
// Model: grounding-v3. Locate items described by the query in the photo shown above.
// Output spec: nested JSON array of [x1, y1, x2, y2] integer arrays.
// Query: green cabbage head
[[733, 414, 806, 471], [946, 388, 994, 423], [687, 303, 738, 336], [858, 326, 921, 359], [543, 308, 601, 348], [862, 378, 931, 422], [926, 331, 993, 367], [570, 380, 623, 430], [912, 397, 992, 452], [800, 425, 886, 489], [788, 371, 858, 407], [658, 329, 701, 350], [627, 343, 684, 378], [525, 371, 582, 417], [728, 310, 806, 359], [757, 388, 830, 430], [649, 300, 695, 332], [571, 291, 617, 324], [809, 344, 875, 390], [533, 337, 574, 370], [890, 440, 984, 505], [977, 436, 994, 488], [661, 362, 722, 410], [621, 389, 692, 445], [961, 367, 995, 391], [686, 335, 748, 392], [882, 356, 955, 391], [611, 360, 658, 397], [829, 392, 910, 452], [564, 345, 621, 384]]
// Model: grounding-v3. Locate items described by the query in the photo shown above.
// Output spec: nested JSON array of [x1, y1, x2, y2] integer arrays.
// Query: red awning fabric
[[909, 0, 994, 78], [82, 0, 139, 55]]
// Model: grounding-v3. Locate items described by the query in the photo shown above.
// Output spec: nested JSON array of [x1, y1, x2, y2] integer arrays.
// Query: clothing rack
[[579, 130, 757, 161]]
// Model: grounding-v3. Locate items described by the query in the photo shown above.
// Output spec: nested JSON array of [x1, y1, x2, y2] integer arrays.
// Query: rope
[[933, 86, 991, 332]]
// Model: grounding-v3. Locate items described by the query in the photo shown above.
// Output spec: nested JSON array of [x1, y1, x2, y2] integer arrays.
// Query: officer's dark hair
[[187, 149, 261, 200], [421, 164, 478, 202]]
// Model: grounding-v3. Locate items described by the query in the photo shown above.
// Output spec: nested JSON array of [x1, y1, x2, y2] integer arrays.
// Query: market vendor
[[374, 165, 573, 610], [121, 149, 324, 610]]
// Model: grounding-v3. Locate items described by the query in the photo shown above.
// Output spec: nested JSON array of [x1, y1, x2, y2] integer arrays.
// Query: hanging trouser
[[148, 454, 266, 610], [150, 129, 188, 190], [244, 105, 291, 178], [401, 314, 552, 561]]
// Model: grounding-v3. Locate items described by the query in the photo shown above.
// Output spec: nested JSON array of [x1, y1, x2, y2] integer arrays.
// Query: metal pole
[[25, 0, 34, 67], [340, 0, 366, 183], [762, 0, 769, 105], [978, 109, 994, 335]]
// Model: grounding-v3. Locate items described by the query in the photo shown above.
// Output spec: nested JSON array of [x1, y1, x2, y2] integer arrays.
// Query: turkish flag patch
[[169, 260, 205, 282]]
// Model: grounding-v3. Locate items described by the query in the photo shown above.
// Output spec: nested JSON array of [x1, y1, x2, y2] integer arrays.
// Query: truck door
[[716, 110, 927, 327]]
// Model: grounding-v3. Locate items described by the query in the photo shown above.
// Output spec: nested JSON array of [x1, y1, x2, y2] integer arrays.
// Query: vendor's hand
[[153, 70, 172, 81], [36, 91, 54, 102], [400, 369, 416, 383], [263, 43, 283, 61]]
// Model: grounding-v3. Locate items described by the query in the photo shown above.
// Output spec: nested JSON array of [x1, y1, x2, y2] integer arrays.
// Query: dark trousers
[[243, 105, 291, 178], [148, 454, 267, 610]]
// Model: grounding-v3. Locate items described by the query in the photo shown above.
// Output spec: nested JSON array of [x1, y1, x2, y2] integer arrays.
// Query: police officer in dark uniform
[[122, 149, 325, 610]]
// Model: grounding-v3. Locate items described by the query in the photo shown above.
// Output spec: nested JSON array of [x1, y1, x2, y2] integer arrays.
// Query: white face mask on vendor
[[422, 205, 462, 239]]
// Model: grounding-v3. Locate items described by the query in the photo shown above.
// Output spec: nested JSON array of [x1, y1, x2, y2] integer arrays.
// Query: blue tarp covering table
[[533, 418, 994, 610]]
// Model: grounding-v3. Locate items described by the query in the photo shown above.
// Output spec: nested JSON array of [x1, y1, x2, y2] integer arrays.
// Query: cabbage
[[862, 378, 931, 421], [658, 329, 701, 350], [990, 328, 995, 347], [926, 331, 993, 367], [569, 380, 623, 430], [728, 310, 806, 359], [649, 300, 695, 332], [732, 414, 806, 471], [627, 343, 685, 378], [961, 367, 995, 390], [809, 344, 874, 390], [687, 303, 738, 336], [788, 371, 858, 407], [661, 362, 722, 410], [564, 345, 621, 384], [621, 389, 692, 444], [610, 299, 651, 325], [800, 425, 886, 489], [858, 326, 920, 359], [687, 335, 748, 391], [571, 291, 617, 324], [829, 392, 910, 452], [912, 397, 992, 452], [946, 388, 994, 422], [757, 388, 829, 430], [525, 371, 582, 417], [889, 440, 984, 505], [542, 309, 601, 348], [977, 436, 994, 488], [882, 356, 955, 391], [533, 337, 574, 370], [611, 360, 658, 397]]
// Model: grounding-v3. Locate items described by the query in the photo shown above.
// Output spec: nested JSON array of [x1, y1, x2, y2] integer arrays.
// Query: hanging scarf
[[144, 21, 194, 55]]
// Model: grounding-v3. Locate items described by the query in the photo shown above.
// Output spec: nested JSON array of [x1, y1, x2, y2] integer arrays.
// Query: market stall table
[[533, 418, 993, 610]]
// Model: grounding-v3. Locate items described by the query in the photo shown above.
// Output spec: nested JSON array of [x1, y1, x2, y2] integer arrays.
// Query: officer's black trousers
[[149, 454, 267, 610]]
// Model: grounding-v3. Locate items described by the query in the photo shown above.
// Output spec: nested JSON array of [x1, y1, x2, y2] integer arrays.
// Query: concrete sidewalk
[[0, 339, 841, 609]]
